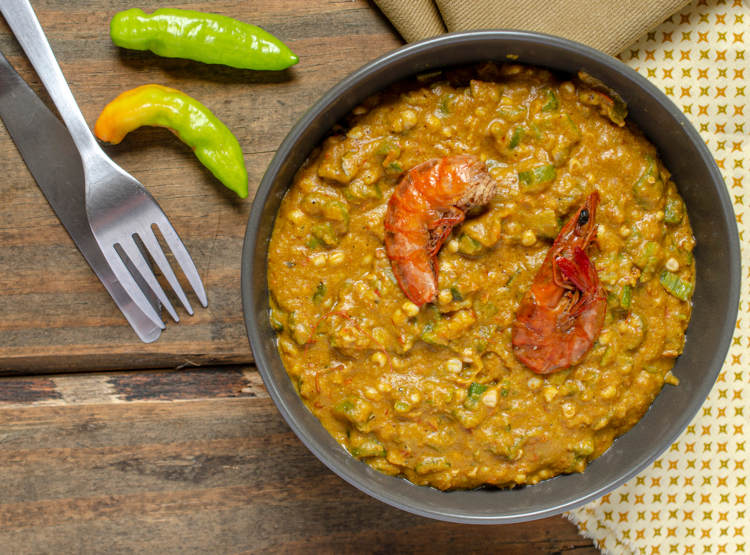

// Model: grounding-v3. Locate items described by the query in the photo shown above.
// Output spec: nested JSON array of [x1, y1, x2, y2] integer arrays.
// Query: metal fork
[[1, 0, 207, 328]]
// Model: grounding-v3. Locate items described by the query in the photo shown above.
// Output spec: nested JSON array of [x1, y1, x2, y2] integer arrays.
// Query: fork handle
[[1, 0, 100, 156]]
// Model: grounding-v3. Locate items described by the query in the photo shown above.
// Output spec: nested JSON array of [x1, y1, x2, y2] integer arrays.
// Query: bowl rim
[[241, 29, 741, 524]]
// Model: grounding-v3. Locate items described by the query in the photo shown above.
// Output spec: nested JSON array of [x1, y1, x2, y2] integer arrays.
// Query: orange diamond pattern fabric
[[567, 1, 748, 551]]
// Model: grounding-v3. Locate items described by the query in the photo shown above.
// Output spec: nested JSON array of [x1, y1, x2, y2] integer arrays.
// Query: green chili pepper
[[95, 84, 248, 198], [110, 8, 298, 70]]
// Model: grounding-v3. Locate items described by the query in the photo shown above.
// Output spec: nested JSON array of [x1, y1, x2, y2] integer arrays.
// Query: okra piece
[[660, 271, 693, 301], [458, 234, 484, 255], [508, 127, 524, 149], [664, 196, 685, 224], [620, 285, 632, 309], [518, 164, 556, 193], [312, 282, 326, 304], [541, 87, 559, 112], [633, 155, 665, 210], [467, 382, 488, 399]]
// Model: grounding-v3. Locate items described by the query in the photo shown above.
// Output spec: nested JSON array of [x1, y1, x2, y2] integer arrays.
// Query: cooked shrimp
[[384, 155, 496, 306], [512, 192, 606, 374]]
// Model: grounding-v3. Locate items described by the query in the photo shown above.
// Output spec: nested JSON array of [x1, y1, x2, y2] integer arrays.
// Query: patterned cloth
[[566, 1, 749, 553]]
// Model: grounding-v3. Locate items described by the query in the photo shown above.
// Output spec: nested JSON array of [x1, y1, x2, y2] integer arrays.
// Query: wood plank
[[0, 365, 265, 405], [0, 0, 402, 373], [0, 376, 597, 553]]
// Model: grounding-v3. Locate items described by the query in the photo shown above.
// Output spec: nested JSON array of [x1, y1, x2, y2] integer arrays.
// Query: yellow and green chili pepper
[[95, 84, 248, 198], [110, 8, 298, 71]]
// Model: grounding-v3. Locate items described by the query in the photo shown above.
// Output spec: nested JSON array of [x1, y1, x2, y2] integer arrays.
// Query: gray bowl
[[241, 31, 740, 524]]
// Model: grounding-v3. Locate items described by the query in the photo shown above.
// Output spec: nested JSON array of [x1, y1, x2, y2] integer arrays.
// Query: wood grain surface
[[0, 3, 597, 551], [0, 367, 598, 554], [0, 0, 402, 373]]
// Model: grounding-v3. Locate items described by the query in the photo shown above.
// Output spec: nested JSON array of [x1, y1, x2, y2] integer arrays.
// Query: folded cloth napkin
[[374, 0, 691, 54], [374, 1, 748, 553]]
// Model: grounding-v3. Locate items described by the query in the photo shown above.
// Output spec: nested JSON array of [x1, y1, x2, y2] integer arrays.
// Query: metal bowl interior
[[241, 31, 740, 524]]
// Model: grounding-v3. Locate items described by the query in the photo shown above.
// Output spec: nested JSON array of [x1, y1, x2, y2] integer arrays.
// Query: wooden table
[[0, 1, 597, 551]]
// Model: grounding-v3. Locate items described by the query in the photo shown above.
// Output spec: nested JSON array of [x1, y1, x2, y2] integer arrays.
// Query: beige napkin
[[374, 0, 691, 55]]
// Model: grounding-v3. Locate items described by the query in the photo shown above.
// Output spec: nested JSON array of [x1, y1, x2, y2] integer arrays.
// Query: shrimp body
[[384, 155, 496, 306], [512, 192, 606, 374]]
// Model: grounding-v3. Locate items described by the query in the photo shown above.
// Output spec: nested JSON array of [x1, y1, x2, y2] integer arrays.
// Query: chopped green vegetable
[[498, 105, 527, 121], [620, 285, 632, 309], [523, 207, 560, 238], [660, 271, 693, 301], [541, 88, 559, 111], [323, 201, 347, 224], [438, 94, 455, 116], [468, 382, 488, 399], [508, 127, 524, 149], [346, 179, 382, 202], [565, 114, 581, 136], [269, 305, 285, 331], [450, 287, 464, 301], [311, 222, 340, 247], [306, 235, 323, 249], [474, 301, 498, 320], [420, 321, 446, 346], [336, 400, 353, 412], [518, 164, 556, 193], [634, 241, 659, 272], [334, 397, 374, 428], [350, 438, 386, 459], [415, 456, 451, 475], [573, 438, 595, 456], [376, 138, 401, 157], [458, 234, 483, 256], [664, 196, 685, 224], [387, 161, 403, 174], [394, 400, 411, 413], [312, 282, 326, 304], [473, 337, 488, 353], [633, 155, 664, 210], [600, 345, 616, 366]]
